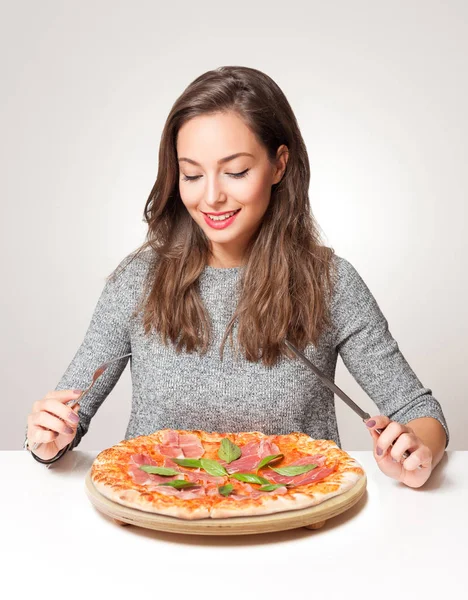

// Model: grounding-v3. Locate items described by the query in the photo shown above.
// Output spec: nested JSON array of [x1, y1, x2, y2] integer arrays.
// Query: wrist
[[26, 439, 71, 464]]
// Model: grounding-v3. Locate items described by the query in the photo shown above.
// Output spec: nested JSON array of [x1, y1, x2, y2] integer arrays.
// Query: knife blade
[[284, 339, 412, 461]]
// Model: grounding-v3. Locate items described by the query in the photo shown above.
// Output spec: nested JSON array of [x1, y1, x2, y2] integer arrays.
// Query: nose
[[204, 174, 227, 209]]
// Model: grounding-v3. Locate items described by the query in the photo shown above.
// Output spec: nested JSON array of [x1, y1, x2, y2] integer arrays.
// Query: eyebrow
[[177, 152, 254, 167]]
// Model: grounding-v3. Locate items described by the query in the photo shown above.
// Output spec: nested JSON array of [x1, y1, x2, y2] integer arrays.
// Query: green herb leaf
[[218, 438, 242, 463], [269, 463, 317, 476], [256, 454, 284, 472], [139, 465, 180, 476], [200, 458, 228, 477], [218, 484, 234, 497], [230, 473, 271, 485], [171, 458, 202, 468], [158, 480, 199, 489], [258, 484, 287, 492]]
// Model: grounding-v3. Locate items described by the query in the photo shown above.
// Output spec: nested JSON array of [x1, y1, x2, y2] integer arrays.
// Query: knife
[[284, 339, 411, 461]]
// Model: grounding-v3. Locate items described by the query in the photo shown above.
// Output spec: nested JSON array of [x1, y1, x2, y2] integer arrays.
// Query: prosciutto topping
[[265, 455, 337, 487], [223, 481, 288, 500], [129, 453, 182, 485], [128, 435, 335, 501], [128, 445, 224, 494], [156, 431, 205, 459], [223, 439, 281, 474], [163, 458, 225, 485]]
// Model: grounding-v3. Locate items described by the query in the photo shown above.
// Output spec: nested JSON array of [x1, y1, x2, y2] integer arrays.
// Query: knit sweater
[[51, 252, 449, 451]]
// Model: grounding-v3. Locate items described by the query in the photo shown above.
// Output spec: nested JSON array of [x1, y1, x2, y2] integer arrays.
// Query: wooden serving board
[[85, 470, 367, 536]]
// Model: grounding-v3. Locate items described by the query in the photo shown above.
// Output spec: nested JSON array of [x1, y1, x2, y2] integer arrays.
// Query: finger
[[32, 411, 76, 436], [32, 390, 83, 415], [402, 447, 432, 472], [389, 432, 419, 463], [374, 421, 409, 457], [39, 398, 80, 426], [365, 415, 391, 431], [43, 389, 83, 403], [30, 427, 59, 445]]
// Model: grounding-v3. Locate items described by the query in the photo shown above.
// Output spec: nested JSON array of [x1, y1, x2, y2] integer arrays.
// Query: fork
[[31, 352, 132, 452]]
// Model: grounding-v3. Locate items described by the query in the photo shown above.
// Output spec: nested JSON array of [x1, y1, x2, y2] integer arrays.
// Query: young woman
[[25, 66, 449, 488]]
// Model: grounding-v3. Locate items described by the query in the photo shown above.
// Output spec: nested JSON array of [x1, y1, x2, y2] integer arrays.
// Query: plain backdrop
[[1, 0, 466, 451]]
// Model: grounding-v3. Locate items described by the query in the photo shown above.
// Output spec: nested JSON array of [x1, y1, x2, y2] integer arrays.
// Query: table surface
[[2, 450, 465, 598]]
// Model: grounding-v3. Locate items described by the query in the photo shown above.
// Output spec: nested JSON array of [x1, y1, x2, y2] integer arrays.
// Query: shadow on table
[[90, 488, 369, 547]]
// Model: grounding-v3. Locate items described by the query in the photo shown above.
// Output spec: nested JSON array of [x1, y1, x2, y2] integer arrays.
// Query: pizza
[[90, 429, 365, 520]]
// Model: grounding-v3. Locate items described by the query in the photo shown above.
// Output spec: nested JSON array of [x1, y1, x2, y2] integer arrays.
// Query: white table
[[1, 450, 465, 599]]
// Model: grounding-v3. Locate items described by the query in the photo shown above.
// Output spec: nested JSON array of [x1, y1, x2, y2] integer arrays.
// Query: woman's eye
[[181, 169, 250, 183]]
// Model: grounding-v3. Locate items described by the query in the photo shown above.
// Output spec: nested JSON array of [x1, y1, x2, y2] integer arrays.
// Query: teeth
[[207, 210, 238, 221]]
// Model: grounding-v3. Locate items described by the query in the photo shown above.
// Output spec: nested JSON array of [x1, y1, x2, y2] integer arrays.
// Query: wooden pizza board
[[85, 470, 367, 535]]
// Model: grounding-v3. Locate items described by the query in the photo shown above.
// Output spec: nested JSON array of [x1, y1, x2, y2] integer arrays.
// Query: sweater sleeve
[[52, 257, 136, 449], [330, 256, 449, 448]]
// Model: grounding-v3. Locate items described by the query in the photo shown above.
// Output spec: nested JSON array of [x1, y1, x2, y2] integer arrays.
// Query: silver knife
[[284, 339, 411, 461]]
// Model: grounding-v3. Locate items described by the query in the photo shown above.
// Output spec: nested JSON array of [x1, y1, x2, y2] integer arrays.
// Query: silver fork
[[32, 352, 132, 452]]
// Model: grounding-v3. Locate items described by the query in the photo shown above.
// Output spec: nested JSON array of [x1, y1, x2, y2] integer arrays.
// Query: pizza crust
[[210, 470, 363, 519], [92, 479, 211, 519]]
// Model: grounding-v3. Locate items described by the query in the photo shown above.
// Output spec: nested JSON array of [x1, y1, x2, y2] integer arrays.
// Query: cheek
[[179, 187, 198, 211], [239, 177, 270, 210]]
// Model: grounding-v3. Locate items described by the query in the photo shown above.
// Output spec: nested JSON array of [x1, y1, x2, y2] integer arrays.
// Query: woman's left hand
[[365, 415, 433, 488]]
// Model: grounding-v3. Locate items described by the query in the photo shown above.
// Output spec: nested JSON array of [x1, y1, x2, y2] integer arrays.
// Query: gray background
[[2, 0, 466, 450]]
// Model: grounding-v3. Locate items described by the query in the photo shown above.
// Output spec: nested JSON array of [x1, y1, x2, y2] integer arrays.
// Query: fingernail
[[68, 412, 79, 423], [65, 425, 74, 434], [73, 389, 82, 394], [366, 420, 376, 428], [376, 447, 383, 456]]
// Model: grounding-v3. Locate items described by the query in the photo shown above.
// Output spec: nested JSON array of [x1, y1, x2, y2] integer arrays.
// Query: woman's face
[[176, 111, 288, 267]]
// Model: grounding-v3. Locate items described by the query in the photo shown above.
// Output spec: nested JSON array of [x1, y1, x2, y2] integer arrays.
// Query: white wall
[[2, 0, 466, 451]]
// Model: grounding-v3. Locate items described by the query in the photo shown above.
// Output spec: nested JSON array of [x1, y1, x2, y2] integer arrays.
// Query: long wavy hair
[[116, 66, 336, 367]]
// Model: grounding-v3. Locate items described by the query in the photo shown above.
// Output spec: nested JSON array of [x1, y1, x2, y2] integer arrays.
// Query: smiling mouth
[[204, 209, 241, 222]]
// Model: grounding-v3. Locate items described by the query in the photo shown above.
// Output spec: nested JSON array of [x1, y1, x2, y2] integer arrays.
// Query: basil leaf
[[269, 464, 317, 476], [171, 458, 202, 468], [139, 465, 180, 476], [158, 480, 199, 489], [230, 473, 271, 485], [256, 454, 284, 472], [218, 484, 234, 497], [258, 484, 287, 492], [200, 458, 228, 477], [218, 438, 242, 463]]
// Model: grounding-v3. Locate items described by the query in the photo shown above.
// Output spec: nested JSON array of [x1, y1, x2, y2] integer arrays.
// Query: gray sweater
[[53, 252, 449, 451]]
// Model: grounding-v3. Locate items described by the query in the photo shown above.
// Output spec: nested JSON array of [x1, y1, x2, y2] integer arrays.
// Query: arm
[[25, 254, 141, 460], [330, 257, 449, 474], [406, 417, 447, 468]]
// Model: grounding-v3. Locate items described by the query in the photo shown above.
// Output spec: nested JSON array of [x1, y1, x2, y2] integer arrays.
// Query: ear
[[272, 145, 289, 184]]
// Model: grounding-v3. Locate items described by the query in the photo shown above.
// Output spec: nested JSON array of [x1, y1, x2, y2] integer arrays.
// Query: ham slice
[[149, 484, 206, 500], [265, 459, 337, 487], [289, 454, 327, 467], [130, 453, 157, 466], [129, 452, 183, 485], [156, 430, 205, 459], [163, 458, 225, 485], [224, 439, 281, 474], [178, 433, 205, 458], [289, 464, 337, 486], [216, 480, 288, 500]]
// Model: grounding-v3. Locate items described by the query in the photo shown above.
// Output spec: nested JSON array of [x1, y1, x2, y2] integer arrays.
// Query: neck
[[208, 244, 246, 269]]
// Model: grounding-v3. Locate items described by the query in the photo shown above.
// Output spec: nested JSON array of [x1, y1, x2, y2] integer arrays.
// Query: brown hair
[[118, 66, 336, 366]]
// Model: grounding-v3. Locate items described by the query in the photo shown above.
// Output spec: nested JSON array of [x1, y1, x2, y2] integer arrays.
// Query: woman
[[25, 66, 449, 488]]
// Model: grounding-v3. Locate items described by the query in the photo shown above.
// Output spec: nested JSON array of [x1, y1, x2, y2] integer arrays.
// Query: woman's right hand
[[26, 390, 83, 461]]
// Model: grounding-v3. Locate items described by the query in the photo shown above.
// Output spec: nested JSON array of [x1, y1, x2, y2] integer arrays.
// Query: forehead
[[176, 111, 263, 162]]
